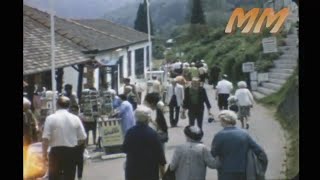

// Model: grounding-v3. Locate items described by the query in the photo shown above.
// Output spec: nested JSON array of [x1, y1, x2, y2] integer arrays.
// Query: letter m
[[253, 8, 289, 33], [225, 8, 260, 33]]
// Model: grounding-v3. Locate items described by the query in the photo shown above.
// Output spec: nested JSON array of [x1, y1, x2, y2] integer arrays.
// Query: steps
[[268, 78, 286, 85], [257, 87, 276, 96], [268, 72, 292, 80], [253, 20, 299, 100], [269, 68, 294, 74], [252, 91, 266, 100], [261, 82, 282, 91]]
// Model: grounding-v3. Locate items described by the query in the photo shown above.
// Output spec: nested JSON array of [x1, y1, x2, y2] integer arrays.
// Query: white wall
[[63, 66, 79, 95]]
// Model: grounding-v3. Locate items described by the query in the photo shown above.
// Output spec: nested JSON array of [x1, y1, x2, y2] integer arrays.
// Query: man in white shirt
[[42, 96, 87, 180], [216, 74, 233, 110]]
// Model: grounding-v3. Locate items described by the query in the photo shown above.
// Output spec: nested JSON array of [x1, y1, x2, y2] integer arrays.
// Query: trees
[[189, 0, 207, 38], [190, 0, 206, 25], [134, 0, 153, 35]]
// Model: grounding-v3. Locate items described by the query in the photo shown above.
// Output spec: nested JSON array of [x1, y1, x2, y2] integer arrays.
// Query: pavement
[[82, 83, 287, 180]]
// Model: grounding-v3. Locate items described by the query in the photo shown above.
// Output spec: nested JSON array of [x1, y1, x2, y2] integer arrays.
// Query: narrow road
[[83, 84, 287, 180]]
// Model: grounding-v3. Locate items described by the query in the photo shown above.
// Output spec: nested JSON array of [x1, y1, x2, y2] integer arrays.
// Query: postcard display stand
[[98, 90, 123, 154], [80, 89, 100, 123]]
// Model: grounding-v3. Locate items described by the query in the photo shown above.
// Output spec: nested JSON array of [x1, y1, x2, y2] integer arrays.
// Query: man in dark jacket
[[182, 78, 212, 130], [123, 106, 167, 180]]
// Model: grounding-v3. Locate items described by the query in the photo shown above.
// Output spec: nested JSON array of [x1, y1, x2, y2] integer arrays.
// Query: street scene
[[23, 0, 299, 180]]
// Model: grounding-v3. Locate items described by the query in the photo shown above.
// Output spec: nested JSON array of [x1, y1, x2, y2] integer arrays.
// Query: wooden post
[[77, 64, 84, 100], [56, 68, 64, 94]]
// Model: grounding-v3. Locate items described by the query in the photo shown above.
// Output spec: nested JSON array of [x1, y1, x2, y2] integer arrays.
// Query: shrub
[[255, 60, 274, 72], [222, 55, 235, 77]]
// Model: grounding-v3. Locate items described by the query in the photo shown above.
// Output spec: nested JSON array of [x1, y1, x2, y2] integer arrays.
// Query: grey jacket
[[170, 141, 219, 180], [246, 149, 268, 180]]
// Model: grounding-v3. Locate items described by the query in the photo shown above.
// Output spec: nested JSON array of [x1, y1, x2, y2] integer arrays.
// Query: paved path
[[83, 84, 287, 180]]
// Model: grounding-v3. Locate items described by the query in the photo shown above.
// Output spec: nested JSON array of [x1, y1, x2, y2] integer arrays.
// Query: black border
[[4, 0, 22, 179]]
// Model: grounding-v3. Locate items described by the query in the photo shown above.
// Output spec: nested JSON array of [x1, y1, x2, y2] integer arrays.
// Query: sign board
[[242, 62, 255, 73], [251, 81, 258, 91], [250, 71, 258, 81], [100, 119, 123, 147], [258, 73, 269, 83], [262, 37, 278, 53]]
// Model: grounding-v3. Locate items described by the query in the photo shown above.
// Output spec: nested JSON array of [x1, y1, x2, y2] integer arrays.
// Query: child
[[227, 96, 239, 114]]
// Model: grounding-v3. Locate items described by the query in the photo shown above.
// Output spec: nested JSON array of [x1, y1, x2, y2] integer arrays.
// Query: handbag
[[208, 114, 215, 123], [158, 131, 169, 143], [162, 165, 175, 180]]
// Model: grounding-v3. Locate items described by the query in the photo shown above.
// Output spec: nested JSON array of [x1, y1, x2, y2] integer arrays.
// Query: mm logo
[[225, 8, 289, 34]]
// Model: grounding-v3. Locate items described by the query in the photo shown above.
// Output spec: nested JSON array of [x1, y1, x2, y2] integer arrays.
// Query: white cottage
[[24, 4, 151, 95]]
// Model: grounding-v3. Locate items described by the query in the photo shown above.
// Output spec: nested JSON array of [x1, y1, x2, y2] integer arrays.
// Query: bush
[[255, 60, 274, 72], [153, 44, 165, 59], [232, 60, 245, 82], [222, 55, 235, 77], [262, 52, 281, 61]]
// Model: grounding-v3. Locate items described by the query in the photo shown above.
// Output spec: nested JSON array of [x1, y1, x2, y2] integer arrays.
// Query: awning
[[98, 59, 119, 66]]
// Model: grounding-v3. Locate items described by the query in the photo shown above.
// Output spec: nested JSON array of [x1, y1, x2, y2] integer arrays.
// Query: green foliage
[[153, 44, 165, 59], [255, 60, 274, 72], [221, 55, 235, 78], [168, 21, 290, 83], [164, 50, 176, 61]]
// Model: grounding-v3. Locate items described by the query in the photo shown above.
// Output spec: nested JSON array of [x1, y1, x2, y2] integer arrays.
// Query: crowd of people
[[22, 59, 266, 180]]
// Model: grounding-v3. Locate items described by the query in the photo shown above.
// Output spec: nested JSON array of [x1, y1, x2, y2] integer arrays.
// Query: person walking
[[209, 64, 221, 89], [63, 84, 79, 109], [211, 110, 267, 180], [124, 86, 138, 111], [198, 64, 207, 87], [123, 106, 167, 180], [42, 96, 87, 180], [123, 78, 140, 104], [168, 125, 220, 180], [115, 94, 136, 136], [182, 78, 212, 130], [144, 93, 169, 149], [190, 62, 199, 79], [235, 81, 255, 129], [23, 97, 39, 146], [69, 105, 85, 180], [216, 74, 233, 110], [165, 79, 184, 127]]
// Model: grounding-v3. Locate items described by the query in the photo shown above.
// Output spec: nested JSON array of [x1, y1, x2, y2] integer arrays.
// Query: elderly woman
[[211, 110, 266, 180], [169, 125, 219, 180], [235, 81, 255, 129], [115, 94, 136, 136], [123, 106, 166, 180]]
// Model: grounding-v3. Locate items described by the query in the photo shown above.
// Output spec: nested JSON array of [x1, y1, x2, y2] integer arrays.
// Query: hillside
[[165, 26, 288, 84], [104, 0, 190, 38]]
